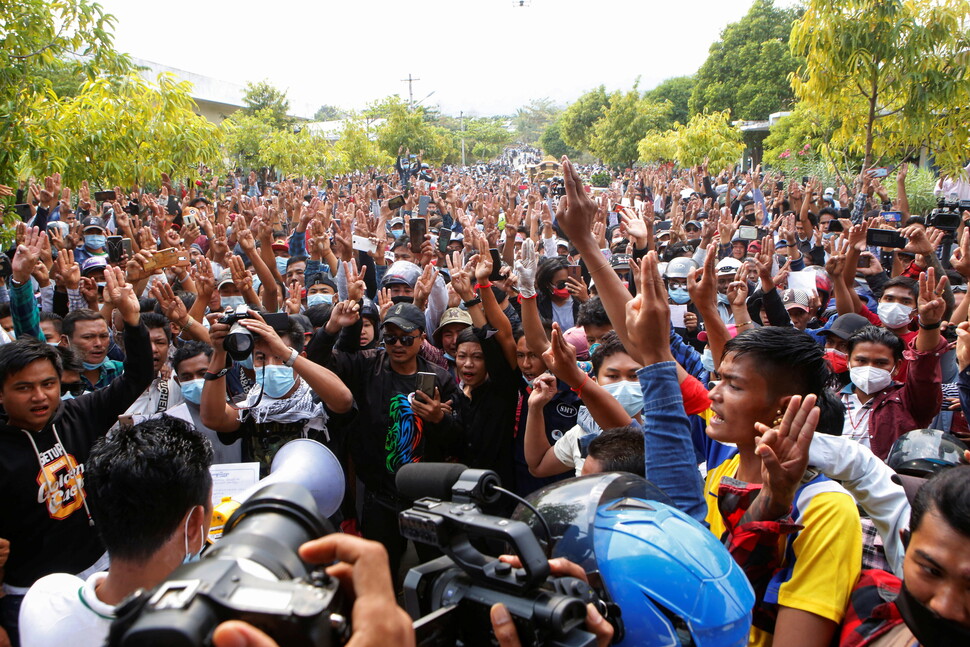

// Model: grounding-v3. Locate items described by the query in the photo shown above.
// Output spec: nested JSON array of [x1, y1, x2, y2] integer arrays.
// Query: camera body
[[109, 483, 349, 647], [398, 467, 602, 647], [928, 197, 970, 236], [219, 305, 256, 361]]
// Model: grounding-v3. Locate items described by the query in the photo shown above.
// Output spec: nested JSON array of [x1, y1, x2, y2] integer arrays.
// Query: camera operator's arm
[[213, 535, 415, 647], [241, 314, 354, 414], [200, 320, 242, 434]]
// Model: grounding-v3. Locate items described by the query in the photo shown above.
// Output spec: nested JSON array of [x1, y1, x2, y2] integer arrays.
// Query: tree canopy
[[589, 84, 670, 167], [790, 0, 970, 176], [558, 86, 610, 153], [643, 76, 695, 127], [689, 0, 802, 120], [242, 81, 294, 130]]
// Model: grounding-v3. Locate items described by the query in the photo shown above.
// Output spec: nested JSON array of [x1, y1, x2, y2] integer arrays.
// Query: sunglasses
[[61, 382, 86, 397], [554, 280, 568, 290], [384, 334, 419, 347]]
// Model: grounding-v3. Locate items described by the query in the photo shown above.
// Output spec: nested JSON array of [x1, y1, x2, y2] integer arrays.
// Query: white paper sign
[[670, 304, 688, 328], [209, 462, 260, 507], [788, 270, 817, 296]]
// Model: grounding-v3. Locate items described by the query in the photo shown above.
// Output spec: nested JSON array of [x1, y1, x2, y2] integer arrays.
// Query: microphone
[[396, 463, 468, 501], [396, 463, 502, 505]]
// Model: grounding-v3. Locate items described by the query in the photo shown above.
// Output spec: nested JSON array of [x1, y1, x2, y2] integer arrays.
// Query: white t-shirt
[[841, 392, 873, 448], [553, 424, 589, 476], [19, 571, 115, 647]]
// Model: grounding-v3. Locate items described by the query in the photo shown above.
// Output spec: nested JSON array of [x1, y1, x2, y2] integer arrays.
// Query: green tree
[[222, 110, 277, 169], [0, 0, 131, 186], [589, 85, 670, 167], [313, 104, 344, 121], [372, 96, 454, 165], [644, 76, 695, 127], [638, 110, 745, 170], [332, 117, 392, 174], [539, 115, 580, 159], [790, 0, 970, 176], [463, 118, 514, 162], [559, 86, 609, 153], [242, 80, 293, 130], [689, 0, 802, 120], [27, 74, 223, 187], [513, 98, 560, 144]]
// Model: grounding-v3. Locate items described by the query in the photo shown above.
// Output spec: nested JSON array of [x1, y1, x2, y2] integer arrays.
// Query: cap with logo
[[81, 216, 106, 233], [782, 288, 811, 312], [382, 302, 426, 333], [433, 307, 473, 344]]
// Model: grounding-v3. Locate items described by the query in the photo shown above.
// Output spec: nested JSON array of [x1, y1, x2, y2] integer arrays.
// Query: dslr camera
[[108, 483, 349, 647], [219, 304, 257, 361], [397, 465, 607, 647]]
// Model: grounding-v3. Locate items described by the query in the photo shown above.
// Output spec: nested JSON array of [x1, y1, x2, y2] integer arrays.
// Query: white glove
[[515, 238, 538, 299]]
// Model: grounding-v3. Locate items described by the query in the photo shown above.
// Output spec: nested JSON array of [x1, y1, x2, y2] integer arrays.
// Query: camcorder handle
[[400, 499, 550, 591]]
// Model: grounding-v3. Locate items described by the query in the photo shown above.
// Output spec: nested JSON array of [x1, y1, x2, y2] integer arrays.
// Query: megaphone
[[209, 438, 345, 542]]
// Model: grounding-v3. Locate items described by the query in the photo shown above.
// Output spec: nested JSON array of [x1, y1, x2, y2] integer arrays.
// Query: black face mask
[[896, 583, 970, 647]]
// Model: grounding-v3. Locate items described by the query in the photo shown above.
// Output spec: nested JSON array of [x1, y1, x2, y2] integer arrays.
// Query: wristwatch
[[283, 348, 299, 367]]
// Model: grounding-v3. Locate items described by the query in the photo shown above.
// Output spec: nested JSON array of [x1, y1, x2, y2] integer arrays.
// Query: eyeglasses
[[384, 334, 419, 347]]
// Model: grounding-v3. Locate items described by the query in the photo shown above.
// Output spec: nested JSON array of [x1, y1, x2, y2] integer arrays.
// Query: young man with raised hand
[[0, 231, 153, 646]]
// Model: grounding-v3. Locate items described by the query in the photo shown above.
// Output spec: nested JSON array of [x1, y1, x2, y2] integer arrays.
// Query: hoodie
[[0, 322, 153, 588]]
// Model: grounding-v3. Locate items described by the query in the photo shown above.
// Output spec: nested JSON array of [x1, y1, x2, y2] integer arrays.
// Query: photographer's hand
[[212, 535, 414, 647]]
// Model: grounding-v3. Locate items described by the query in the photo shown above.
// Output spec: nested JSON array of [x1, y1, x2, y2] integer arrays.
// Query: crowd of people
[[0, 148, 969, 647]]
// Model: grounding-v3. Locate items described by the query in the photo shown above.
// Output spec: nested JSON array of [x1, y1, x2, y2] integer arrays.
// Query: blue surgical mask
[[60, 392, 75, 401], [82, 358, 106, 371], [601, 380, 643, 417], [257, 365, 296, 398], [84, 234, 106, 250], [307, 293, 333, 307], [702, 349, 716, 373], [717, 292, 730, 306], [183, 512, 203, 565], [668, 287, 690, 305], [180, 378, 204, 405], [221, 295, 245, 310], [275, 256, 289, 276]]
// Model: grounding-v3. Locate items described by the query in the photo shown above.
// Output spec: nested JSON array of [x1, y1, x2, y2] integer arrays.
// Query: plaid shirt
[[82, 358, 125, 391], [9, 279, 42, 340], [860, 516, 892, 573]]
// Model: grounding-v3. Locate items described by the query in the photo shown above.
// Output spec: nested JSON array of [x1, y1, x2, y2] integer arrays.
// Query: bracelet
[[918, 320, 941, 330], [517, 293, 537, 303], [474, 282, 492, 291], [283, 348, 300, 367], [182, 317, 195, 330], [736, 320, 755, 328], [571, 374, 591, 397], [587, 262, 611, 274], [463, 297, 482, 308], [204, 368, 229, 381]]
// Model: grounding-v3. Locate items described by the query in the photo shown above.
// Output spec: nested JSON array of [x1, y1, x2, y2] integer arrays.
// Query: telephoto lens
[[110, 483, 347, 647]]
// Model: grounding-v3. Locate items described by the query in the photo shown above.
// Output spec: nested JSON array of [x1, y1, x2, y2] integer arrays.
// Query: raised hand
[[150, 280, 189, 326], [12, 227, 45, 285], [749, 394, 819, 521], [344, 259, 367, 303], [54, 248, 80, 290], [514, 238, 538, 298], [687, 243, 718, 312], [950, 227, 970, 278], [557, 157, 598, 248], [624, 252, 674, 366], [918, 266, 948, 327], [541, 323, 587, 389], [527, 373, 557, 409], [103, 265, 140, 325]]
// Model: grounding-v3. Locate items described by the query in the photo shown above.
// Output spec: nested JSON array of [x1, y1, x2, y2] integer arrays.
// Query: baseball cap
[[824, 187, 835, 197], [80, 256, 107, 276], [381, 260, 422, 288], [81, 216, 106, 233], [433, 307, 472, 344], [382, 302, 425, 333], [217, 270, 235, 289], [556, 239, 569, 249], [305, 272, 337, 291], [822, 313, 870, 341], [389, 217, 405, 228], [271, 241, 289, 253], [782, 288, 810, 312]]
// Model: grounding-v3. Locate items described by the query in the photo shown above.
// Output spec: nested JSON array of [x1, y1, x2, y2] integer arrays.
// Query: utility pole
[[401, 74, 420, 110], [460, 111, 466, 167]]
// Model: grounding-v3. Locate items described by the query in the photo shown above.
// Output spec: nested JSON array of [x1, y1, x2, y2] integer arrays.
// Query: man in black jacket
[[0, 260, 153, 646], [307, 301, 463, 576]]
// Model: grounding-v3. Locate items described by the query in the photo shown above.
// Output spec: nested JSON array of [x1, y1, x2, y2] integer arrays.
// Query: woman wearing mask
[[535, 256, 582, 330]]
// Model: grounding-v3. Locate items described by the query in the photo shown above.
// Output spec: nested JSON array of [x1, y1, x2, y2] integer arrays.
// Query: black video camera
[[397, 465, 603, 647], [108, 483, 349, 647], [928, 197, 970, 237]]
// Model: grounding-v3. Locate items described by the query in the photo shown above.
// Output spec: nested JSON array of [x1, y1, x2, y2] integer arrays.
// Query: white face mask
[[850, 365, 894, 394], [877, 302, 913, 329]]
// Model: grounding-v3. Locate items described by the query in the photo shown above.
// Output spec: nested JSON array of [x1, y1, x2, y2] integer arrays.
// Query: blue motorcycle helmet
[[514, 473, 754, 647]]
